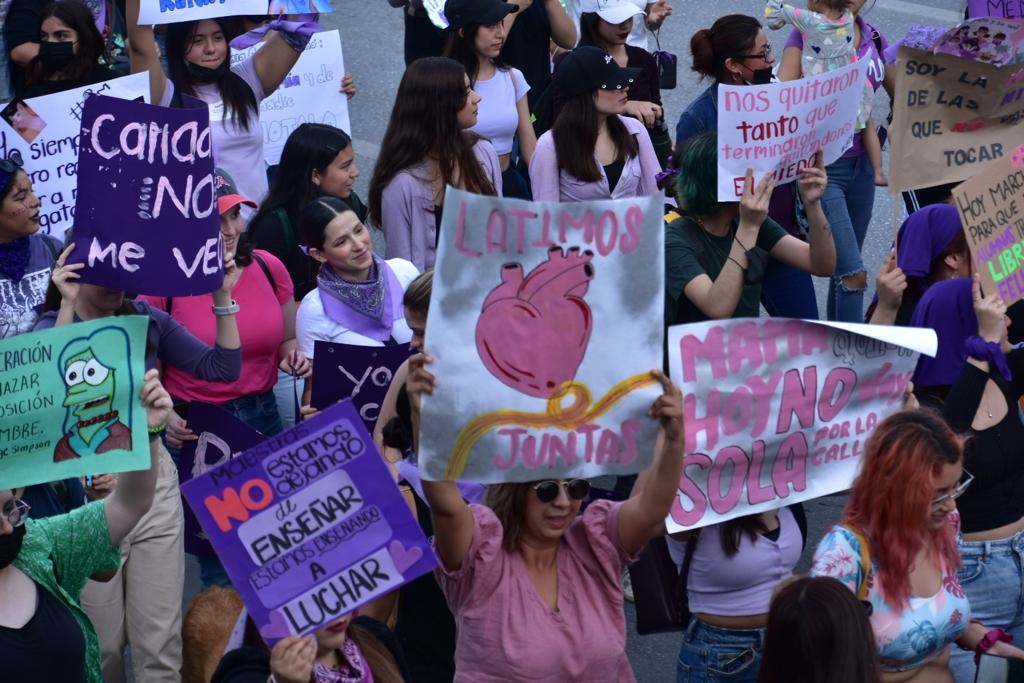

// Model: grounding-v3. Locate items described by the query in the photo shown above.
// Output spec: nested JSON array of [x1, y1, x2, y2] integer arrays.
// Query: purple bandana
[[317, 257, 404, 342], [312, 637, 374, 683]]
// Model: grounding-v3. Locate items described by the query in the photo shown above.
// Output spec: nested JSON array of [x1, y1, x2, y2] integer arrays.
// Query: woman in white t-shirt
[[125, 0, 311, 213], [443, 0, 536, 198], [296, 197, 419, 373]]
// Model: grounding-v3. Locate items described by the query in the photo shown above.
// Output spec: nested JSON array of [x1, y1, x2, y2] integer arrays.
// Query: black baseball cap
[[555, 46, 642, 98], [443, 0, 518, 30]]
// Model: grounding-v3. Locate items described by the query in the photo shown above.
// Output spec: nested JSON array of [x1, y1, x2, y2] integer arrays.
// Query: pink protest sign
[[665, 319, 936, 532]]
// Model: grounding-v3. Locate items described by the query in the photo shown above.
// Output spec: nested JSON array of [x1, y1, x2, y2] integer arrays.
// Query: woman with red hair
[[810, 409, 1024, 681]]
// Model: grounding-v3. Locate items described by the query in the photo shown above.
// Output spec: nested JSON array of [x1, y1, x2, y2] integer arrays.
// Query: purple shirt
[[437, 501, 638, 682], [35, 300, 241, 381], [380, 139, 502, 271], [785, 17, 888, 158], [529, 115, 660, 202]]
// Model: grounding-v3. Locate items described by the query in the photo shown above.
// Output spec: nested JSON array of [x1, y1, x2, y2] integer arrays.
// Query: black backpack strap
[[790, 502, 808, 551], [274, 208, 297, 254], [674, 530, 700, 624], [250, 251, 277, 294]]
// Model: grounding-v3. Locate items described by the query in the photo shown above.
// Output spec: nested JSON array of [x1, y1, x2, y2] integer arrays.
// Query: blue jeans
[[823, 153, 875, 322], [677, 619, 765, 683], [950, 532, 1024, 683], [761, 259, 819, 319]]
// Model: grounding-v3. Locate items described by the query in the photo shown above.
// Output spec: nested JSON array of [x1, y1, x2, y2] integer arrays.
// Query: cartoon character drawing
[[53, 326, 133, 463], [475, 245, 595, 399]]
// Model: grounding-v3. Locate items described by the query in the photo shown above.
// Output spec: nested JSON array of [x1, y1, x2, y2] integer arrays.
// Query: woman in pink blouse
[[407, 357, 685, 682], [529, 46, 660, 202]]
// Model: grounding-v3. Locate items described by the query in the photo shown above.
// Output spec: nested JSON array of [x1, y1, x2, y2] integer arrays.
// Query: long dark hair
[[252, 124, 354, 225], [719, 514, 769, 557], [298, 196, 356, 251], [578, 12, 611, 49], [165, 19, 258, 130], [552, 92, 638, 182], [368, 57, 496, 227], [443, 24, 511, 85], [690, 14, 761, 82], [758, 577, 881, 683], [26, 0, 106, 86]]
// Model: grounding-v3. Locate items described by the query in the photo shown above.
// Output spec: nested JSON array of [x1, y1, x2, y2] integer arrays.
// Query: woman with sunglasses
[[811, 408, 1024, 681], [530, 45, 660, 202], [0, 369, 173, 683], [907, 276, 1024, 682], [406, 357, 685, 680]]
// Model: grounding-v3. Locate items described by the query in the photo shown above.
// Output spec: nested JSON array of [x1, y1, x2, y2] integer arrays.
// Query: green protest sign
[[0, 316, 150, 488]]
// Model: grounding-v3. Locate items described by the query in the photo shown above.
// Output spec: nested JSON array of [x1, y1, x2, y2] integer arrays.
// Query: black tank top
[[0, 580, 86, 682]]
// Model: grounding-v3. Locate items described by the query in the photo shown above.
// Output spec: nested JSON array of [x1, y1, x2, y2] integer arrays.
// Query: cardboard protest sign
[[231, 30, 351, 165], [138, 0, 332, 27], [665, 319, 937, 532], [952, 146, 1024, 302], [0, 73, 149, 239], [968, 0, 1024, 19], [178, 402, 267, 555], [716, 60, 867, 200], [180, 400, 436, 643], [68, 94, 222, 297], [418, 188, 665, 483], [310, 341, 410, 433], [889, 45, 1024, 192], [0, 316, 150, 489]]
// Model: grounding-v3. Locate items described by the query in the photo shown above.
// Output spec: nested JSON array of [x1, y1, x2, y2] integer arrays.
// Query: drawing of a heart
[[389, 540, 423, 574], [259, 610, 291, 641], [812, 45, 821, 53], [476, 246, 595, 399]]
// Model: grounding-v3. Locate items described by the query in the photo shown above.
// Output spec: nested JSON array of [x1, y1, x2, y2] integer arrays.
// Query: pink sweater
[[437, 501, 637, 682]]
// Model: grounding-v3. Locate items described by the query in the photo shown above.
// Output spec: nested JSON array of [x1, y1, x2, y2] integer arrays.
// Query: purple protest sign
[[967, 0, 1023, 18], [180, 400, 436, 644], [178, 402, 267, 555], [69, 94, 222, 296], [310, 341, 411, 433]]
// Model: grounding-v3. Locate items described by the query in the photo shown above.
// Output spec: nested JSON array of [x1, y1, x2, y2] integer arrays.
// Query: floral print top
[[810, 516, 969, 672]]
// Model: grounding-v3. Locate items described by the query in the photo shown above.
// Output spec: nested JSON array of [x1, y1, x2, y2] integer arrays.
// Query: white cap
[[578, 0, 643, 25]]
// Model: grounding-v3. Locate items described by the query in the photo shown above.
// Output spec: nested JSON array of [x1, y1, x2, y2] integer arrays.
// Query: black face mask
[[185, 57, 230, 83], [748, 67, 773, 85], [39, 41, 75, 72], [0, 523, 26, 569]]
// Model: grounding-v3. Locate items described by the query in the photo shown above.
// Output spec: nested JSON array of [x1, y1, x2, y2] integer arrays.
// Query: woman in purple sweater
[[368, 56, 502, 271]]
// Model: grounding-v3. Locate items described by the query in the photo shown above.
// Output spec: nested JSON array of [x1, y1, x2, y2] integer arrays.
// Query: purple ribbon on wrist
[[229, 15, 320, 51], [964, 335, 1012, 382]]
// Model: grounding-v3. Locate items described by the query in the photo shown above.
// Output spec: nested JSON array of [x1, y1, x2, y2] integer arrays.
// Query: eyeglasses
[[931, 471, 974, 510], [2, 499, 30, 528], [532, 479, 591, 504], [737, 45, 773, 62]]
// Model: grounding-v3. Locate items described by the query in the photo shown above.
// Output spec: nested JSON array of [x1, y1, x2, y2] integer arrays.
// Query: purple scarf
[[896, 205, 963, 278], [317, 257, 404, 342], [911, 278, 998, 388], [312, 637, 374, 683]]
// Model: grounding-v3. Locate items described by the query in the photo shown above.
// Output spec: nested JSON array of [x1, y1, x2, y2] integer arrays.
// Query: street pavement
[[185, 1, 971, 680]]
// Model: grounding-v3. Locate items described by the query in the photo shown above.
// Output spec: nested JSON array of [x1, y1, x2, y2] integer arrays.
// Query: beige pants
[[81, 443, 184, 683]]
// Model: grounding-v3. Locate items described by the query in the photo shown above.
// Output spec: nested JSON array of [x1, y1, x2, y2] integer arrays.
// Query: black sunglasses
[[532, 479, 591, 503]]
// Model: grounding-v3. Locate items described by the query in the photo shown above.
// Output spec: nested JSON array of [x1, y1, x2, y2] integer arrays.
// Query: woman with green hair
[[665, 132, 836, 326]]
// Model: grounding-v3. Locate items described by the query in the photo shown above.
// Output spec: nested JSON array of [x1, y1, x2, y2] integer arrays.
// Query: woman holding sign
[[0, 369, 173, 683], [811, 408, 1024, 681], [126, 0, 313, 212], [910, 277, 1024, 682], [529, 45, 660, 202], [665, 132, 835, 325], [407, 357, 687, 681], [37, 248, 244, 683]]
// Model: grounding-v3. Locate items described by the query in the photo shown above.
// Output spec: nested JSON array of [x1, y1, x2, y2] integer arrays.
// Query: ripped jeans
[[823, 153, 875, 322]]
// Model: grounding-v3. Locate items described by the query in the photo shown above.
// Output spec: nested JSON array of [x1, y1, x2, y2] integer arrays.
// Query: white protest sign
[[0, 73, 149, 239], [666, 318, 936, 532], [715, 60, 868, 200], [139, 0, 333, 27], [231, 30, 350, 165], [419, 188, 665, 484]]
